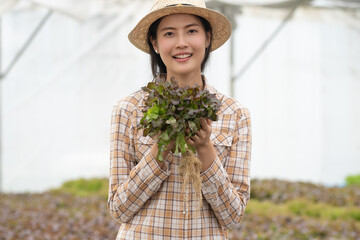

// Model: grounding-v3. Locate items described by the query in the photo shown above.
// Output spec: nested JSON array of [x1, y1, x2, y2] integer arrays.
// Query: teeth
[[174, 54, 191, 59]]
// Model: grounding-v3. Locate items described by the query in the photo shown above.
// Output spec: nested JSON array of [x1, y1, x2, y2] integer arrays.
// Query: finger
[[167, 141, 176, 152], [207, 119, 212, 133], [168, 139, 175, 148], [206, 118, 212, 126], [200, 117, 207, 129], [186, 137, 195, 145], [200, 117, 210, 132], [150, 132, 160, 140], [191, 133, 201, 141]]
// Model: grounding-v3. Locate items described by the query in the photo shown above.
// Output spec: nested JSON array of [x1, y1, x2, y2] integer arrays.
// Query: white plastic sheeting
[[214, 0, 360, 8], [230, 7, 360, 185], [2, 1, 360, 192], [0, 0, 132, 19], [2, 1, 151, 192], [28, 0, 106, 20], [0, 0, 19, 16], [2, 0, 360, 18]]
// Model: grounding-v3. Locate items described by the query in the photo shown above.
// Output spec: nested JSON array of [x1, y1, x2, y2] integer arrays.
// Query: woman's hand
[[150, 139, 175, 170], [186, 118, 217, 172]]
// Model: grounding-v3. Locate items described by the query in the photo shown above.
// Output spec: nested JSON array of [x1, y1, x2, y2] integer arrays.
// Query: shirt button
[[183, 211, 186, 215]]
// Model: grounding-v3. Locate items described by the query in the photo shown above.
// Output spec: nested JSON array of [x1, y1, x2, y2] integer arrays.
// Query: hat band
[[166, 3, 194, 7]]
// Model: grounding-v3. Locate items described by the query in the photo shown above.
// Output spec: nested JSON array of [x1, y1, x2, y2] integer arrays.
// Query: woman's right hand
[[150, 140, 175, 170]]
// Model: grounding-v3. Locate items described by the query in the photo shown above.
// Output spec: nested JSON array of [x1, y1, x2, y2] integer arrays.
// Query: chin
[[174, 67, 199, 76]]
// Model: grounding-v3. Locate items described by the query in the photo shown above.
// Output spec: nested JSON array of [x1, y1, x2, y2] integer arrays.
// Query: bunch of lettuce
[[140, 78, 221, 161]]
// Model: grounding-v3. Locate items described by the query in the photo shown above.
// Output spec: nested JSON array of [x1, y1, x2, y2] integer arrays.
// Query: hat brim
[[128, 5, 232, 54]]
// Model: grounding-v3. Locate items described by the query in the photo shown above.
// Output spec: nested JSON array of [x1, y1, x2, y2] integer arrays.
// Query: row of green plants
[[53, 175, 360, 202], [346, 174, 360, 186], [1, 175, 358, 240], [247, 198, 360, 221], [53, 173, 360, 197], [52, 175, 360, 222], [250, 178, 360, 206], [51, 177, 109, 197]]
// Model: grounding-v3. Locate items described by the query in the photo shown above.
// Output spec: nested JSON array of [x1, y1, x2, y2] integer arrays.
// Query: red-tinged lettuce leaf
[[140, 77, 221, 161]]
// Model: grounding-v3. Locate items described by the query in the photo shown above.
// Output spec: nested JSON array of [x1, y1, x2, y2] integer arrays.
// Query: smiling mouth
[[173, 54, 192, 59]]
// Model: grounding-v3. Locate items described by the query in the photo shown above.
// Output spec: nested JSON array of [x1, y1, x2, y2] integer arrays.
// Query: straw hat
[[128, 0, 232, 54]]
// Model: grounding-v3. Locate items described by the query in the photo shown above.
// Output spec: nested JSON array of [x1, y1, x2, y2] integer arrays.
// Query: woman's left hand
[[186, 118, 217, 172], [186, 118, 212, 149]]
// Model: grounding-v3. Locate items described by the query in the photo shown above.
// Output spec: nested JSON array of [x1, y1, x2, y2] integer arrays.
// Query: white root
[[179, 150, 203, 209]]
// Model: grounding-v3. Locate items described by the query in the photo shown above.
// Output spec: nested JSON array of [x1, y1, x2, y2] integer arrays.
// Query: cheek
[[157, 39, 172, 52], [195, 37, 208, 51], [196, 42, 207, 58]]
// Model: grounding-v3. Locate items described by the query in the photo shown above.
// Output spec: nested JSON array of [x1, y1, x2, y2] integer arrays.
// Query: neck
[[166, 71, 204, 89]]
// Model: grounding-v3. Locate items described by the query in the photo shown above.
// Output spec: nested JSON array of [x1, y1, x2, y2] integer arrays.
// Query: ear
[[205, 32, 211, 48], [150, 36, 158, 52]]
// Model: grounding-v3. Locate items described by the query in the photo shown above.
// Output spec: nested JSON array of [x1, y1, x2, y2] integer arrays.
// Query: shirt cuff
[[132, 152, 171, 186], [201, 156, 229, 190], [149, 151, 171, 176]]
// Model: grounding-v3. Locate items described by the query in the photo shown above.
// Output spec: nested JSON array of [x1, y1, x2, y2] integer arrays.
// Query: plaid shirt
[[108, 81, 251, 239]]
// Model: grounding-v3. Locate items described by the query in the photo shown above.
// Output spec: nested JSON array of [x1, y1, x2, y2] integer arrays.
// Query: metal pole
[[0, 10, 53, 193], [1, 10, 52, 80], [207, 1, 242, 98], [233, 3, 300, 82], [230, 33, 235, 97]]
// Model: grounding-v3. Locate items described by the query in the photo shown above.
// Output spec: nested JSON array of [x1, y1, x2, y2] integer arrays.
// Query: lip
[[173, 53, 192, 62]]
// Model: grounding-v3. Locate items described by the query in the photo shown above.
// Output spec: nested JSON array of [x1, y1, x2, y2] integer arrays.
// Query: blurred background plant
[[50, 177, 108, 197], [346, 174, 360, 186]]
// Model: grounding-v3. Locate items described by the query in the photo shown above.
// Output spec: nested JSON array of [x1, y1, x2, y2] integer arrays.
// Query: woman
[[108, 0, 252, 239]]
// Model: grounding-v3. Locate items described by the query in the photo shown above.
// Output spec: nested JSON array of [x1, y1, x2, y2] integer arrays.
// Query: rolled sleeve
[[108, 100, 170, 224], [201, 107, 251, 229]]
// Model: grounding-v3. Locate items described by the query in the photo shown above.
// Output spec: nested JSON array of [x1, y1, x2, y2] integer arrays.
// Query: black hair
[[147, 15, 213, 78]]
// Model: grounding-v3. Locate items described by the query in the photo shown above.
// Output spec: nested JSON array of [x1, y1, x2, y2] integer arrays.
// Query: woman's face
[[151, 14, 210, 78]]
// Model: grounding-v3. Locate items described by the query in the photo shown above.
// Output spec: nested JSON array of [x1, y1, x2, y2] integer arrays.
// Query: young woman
[[108, 1, 252, 239]]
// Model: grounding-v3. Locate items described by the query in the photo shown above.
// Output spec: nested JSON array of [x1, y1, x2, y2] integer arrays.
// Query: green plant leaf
[[139, 77, 221, 161]]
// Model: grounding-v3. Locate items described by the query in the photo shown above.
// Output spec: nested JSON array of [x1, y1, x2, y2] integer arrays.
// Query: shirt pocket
[[211, 130, 233, 162], [138, 135, 154, 145], [210, 113, 236, 162]]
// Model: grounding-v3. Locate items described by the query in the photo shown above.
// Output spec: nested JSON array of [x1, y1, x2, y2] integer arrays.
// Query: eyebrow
[[159, 23, 201, 32]]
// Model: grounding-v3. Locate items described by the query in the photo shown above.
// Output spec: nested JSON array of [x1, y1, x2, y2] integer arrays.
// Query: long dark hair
[[147, 15, 213, 78]]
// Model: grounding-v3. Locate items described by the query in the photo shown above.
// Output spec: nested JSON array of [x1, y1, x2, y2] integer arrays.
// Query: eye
[[164, 32, 174, 37], [188, 29, 198, 34]]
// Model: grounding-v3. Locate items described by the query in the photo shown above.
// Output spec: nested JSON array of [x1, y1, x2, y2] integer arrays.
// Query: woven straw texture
[[128, 0, 231, 53]]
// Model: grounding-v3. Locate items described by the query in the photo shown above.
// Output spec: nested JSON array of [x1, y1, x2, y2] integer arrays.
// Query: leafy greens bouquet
[[140, 77, 221, 161], [140, 77, 221, 208]]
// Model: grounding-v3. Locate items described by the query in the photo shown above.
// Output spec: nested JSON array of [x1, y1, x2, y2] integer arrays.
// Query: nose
[[176, 33, 188, 49]]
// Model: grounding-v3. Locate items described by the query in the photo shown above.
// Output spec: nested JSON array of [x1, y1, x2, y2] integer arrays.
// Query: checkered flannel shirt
[[108, 82, 251, 239]]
